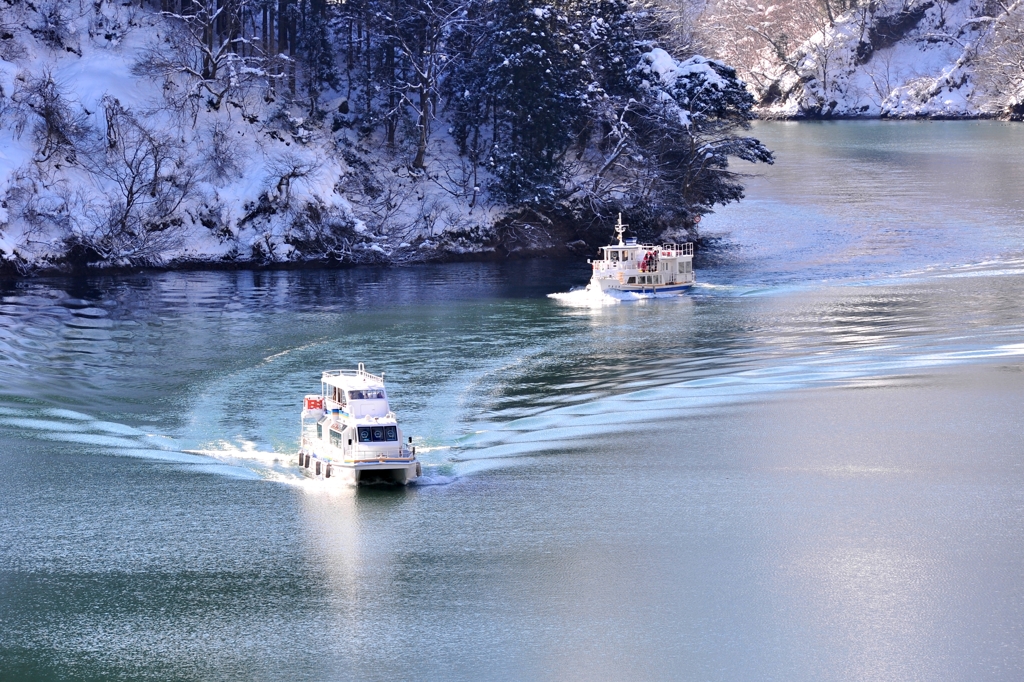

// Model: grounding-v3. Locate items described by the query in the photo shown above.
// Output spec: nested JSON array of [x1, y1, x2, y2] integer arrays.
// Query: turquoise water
[[2, 121, 1024, 680]]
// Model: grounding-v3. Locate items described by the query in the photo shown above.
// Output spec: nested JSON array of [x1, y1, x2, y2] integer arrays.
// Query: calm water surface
[[2, 121, 1024, 681]]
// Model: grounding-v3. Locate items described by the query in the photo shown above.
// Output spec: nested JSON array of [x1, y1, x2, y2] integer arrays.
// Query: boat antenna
[[615, 214, 627, 246]]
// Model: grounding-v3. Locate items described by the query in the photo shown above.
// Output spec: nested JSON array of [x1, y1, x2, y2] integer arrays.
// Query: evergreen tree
[[458, 0, 592, 203], [622, 51, 772, 226], [445, 0, 771, 229], [300, 0, 340, 116]]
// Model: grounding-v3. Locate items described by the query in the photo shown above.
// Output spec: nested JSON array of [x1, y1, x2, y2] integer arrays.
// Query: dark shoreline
[[0, 233, 731, 281], [0, 250, 501, 280]]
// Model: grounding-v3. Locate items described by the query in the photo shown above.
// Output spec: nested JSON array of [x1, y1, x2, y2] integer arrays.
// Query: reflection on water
[[699, 120, 1024, 284], [3, 123, 1024, 680]]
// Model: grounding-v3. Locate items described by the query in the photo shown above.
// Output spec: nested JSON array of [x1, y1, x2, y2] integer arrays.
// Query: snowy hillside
[[701, 0, 1024, 118], [0, 0, 771, 274], [0, 0, 477, 272]]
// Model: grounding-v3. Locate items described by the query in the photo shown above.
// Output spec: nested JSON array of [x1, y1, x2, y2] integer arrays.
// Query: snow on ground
[[759, 0, 996, 118], [0, 1, 498, 270]]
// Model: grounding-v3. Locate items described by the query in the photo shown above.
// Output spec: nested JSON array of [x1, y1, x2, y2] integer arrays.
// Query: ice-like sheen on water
[[2, 122, 1024, 681]]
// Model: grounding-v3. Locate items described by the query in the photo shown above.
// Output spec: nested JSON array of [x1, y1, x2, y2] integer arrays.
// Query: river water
[[2, 121, 1024, 681]]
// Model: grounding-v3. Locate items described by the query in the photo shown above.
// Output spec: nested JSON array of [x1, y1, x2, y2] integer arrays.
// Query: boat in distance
[[298, 364, 421, 485], [586, 215, 695, 295]]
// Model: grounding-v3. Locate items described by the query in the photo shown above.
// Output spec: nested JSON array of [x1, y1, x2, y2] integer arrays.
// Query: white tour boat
[[587, 215, 695, 295], [298, 364, 421, 485]]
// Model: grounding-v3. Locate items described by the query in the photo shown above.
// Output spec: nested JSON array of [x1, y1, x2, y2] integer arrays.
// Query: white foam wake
[[454, 339, 1024, 465], [549, 286, 686, 306]]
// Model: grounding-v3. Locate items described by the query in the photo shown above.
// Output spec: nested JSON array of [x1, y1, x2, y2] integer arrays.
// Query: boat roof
[[602, 215, 691, 252], [321, 366, 385, 391], [603, 241, 649, 250], [601, 241, 691, 252]]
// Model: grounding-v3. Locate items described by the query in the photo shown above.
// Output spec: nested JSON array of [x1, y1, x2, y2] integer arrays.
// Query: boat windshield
[[357, 425, 399, 442], [349, 389, 385, 400]]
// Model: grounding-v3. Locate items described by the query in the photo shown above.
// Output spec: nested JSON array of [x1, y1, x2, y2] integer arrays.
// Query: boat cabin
[[586, 216, 695, 293], [322, 369, 390, 418]]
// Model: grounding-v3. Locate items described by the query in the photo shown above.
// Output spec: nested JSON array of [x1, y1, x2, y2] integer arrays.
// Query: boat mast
[[615, 214, 627, 246]]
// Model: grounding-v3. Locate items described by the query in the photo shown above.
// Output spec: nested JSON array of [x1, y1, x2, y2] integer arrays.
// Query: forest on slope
[[0, 0, 772, 273]]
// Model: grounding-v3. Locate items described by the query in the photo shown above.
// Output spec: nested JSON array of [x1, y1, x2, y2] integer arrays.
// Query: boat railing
[[322, 363, 385, 383], [594, 243, 693, 264], [661, 243, 694, 255]]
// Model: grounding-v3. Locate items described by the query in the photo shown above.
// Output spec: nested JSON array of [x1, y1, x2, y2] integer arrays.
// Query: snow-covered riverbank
[[704, 0, 1024, 120], [0, 0, 502, 275], [1, 0, 775, 276]]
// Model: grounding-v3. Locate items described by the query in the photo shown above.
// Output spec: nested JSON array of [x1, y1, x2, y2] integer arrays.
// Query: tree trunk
[[412, 79, 429, 168], [386, 42, 396, 146]]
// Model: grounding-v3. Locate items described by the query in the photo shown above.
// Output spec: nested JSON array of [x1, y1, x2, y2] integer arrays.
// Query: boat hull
[[588, 280, 694, 295], [298, 450, 421, 485]]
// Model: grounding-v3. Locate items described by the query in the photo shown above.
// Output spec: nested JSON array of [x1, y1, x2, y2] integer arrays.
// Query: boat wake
[[0, 406, 261, 478], [411, 472, 459, 486], [181, 440, 300, 481], [454, 338, 1024, 465], [549, 287, 686, 306]]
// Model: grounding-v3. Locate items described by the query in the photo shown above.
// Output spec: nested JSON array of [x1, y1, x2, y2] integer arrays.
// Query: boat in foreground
[[298, 364, 420, 485], [587, 215, 695, 295]]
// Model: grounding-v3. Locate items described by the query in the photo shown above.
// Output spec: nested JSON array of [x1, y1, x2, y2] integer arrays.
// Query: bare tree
[[801, 17, 846, 111], [29, 0, 82, 55], [200, 121, 243, 181], [377, 0, 463, 169], [10, 71, 90, 163], [865, 46, 909, 106], [974, 0, 1024, 117], [267, 152, 321, 205], [74, 98, 197, 263], [700, 0, 864, 105], [284, 198, 362, 261], [136, 0, 269, 116]]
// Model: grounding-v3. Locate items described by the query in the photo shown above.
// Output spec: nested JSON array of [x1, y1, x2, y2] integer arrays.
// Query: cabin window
[[385, 426, 398, 441], [357, 427, 372, 443], [684, 261, 691, 273], [610, 250, 619, 261], [627, 276, 636, 284], [329, 386, 346, 405], [330, 428, 344, 447], [349, 389, 385, 400], [317, 423, 323, 439]]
